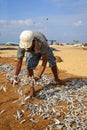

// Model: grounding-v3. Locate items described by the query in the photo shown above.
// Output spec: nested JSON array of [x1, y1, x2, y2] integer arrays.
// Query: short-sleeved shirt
[[17, 32, 49, 59]]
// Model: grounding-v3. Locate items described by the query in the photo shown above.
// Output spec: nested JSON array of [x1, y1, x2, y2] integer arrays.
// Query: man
[[13, 30, 62, 97]]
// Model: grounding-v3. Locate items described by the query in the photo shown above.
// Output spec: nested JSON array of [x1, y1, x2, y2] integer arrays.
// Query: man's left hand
[[34, 76, 40, 81]]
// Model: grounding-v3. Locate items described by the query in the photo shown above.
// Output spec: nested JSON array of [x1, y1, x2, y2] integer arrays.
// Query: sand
[[1, 44, 87, 77], [0, 45, 87, 130], [50, 45, 87, 78]]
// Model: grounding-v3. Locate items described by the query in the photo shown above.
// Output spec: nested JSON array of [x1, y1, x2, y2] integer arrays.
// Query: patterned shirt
[[17, 32, 49, 59]]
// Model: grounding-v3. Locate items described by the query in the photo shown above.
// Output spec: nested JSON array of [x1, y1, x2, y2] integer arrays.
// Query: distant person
[[12, 30, 62, 97]]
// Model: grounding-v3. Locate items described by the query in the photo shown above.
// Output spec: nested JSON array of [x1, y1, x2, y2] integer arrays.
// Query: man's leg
[[29, 85, 35, 97], [25, 72, 35, 97], [51, 64, 62, 84], [26, 52, 41, 97], [47, 47, 62, 84]]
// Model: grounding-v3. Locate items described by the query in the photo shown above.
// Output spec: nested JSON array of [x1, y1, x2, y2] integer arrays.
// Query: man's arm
[[38, 54, 47, 78], [11, 58, 23, 84], [14, 58, 23, 76]]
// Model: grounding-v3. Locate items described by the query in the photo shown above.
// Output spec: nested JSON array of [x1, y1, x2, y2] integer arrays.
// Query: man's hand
[[11, 75, 19, 85], [28, 75, 40, 86], [34, 75, 40, 81]]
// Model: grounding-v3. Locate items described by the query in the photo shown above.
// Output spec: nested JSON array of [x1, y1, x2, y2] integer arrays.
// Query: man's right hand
[[11, 75, 19, 85]]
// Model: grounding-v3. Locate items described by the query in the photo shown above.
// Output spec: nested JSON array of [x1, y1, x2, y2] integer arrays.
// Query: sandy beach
[[0, 45, 87, 130], [1, 45, 87, 77], [54, 45, 87, 77]]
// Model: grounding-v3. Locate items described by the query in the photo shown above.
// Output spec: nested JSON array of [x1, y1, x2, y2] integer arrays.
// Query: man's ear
[[33, 38, 36, 43], [32, 39, 36, 46]]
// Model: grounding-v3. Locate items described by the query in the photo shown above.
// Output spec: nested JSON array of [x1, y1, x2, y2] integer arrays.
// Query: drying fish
[[0, 109, 6, 115], [20, 119, 27, 124], [14, 110, 23, 120], [0, 63, 87, 129], [0, 83, 7, 92], [30, 118, 39, 123], [18, 87, 23, 97]]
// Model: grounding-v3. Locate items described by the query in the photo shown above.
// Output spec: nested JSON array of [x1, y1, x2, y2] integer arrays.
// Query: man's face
[[25, 39, 35, 51]]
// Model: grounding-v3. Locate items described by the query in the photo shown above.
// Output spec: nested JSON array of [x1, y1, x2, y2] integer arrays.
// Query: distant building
[[48, 40, 56, 45]]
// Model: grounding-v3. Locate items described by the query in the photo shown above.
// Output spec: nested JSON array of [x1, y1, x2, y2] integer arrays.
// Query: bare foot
[[25, 87, 35, 98], [56, 79, 64, 85], [51, 79, 64, 85], [29, 87, 35, 97]]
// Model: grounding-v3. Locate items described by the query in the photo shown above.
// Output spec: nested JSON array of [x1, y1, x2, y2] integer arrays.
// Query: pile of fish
[[0, 63, 87, 130], [0, 63, 14, 72]]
